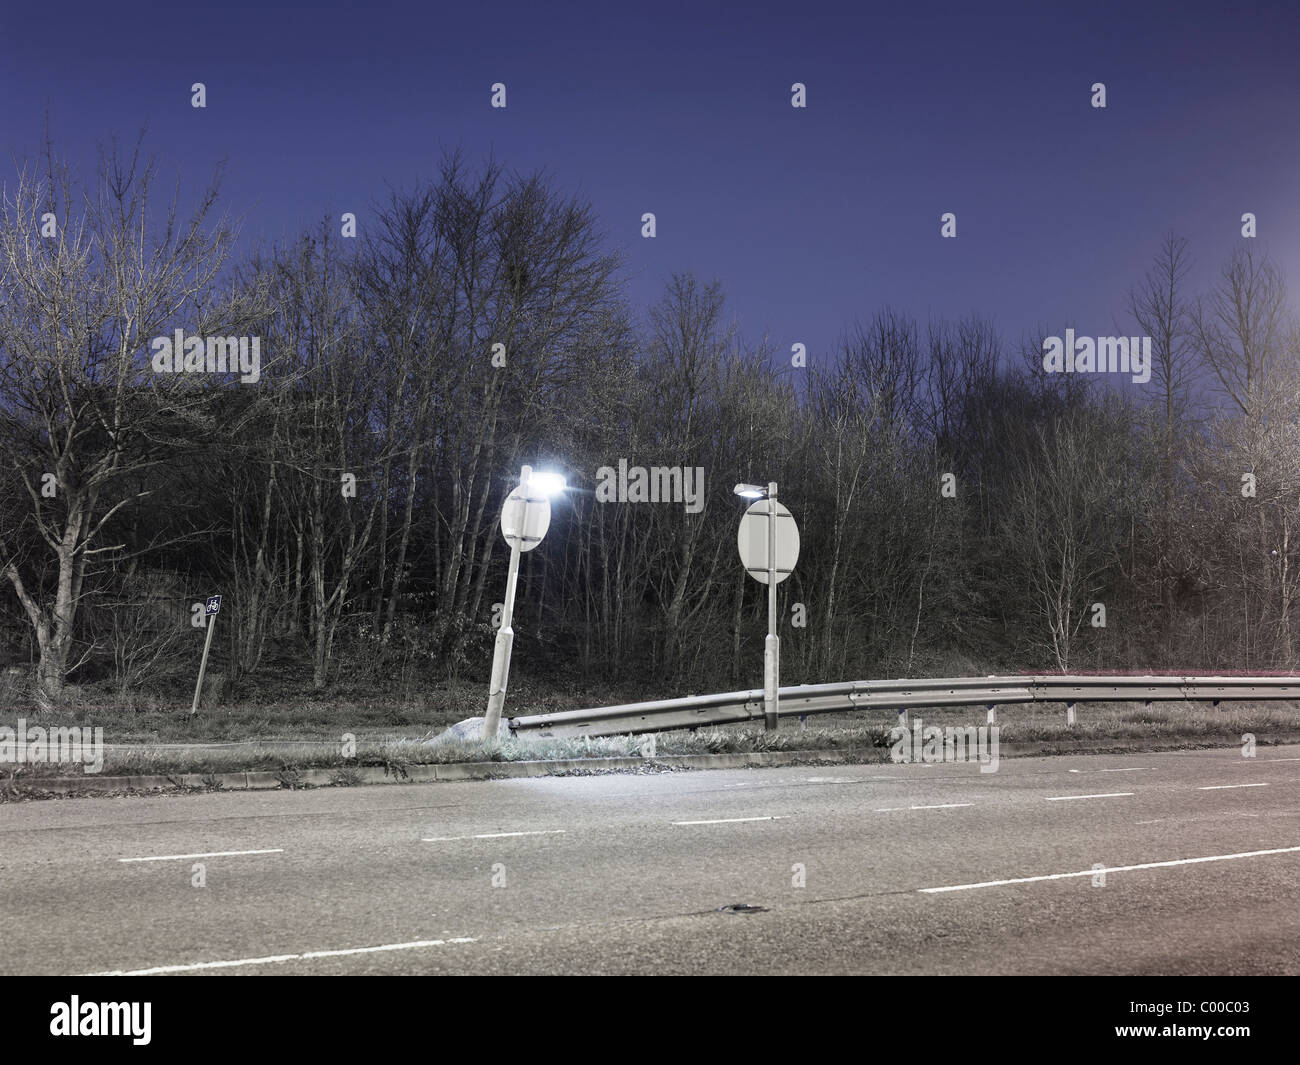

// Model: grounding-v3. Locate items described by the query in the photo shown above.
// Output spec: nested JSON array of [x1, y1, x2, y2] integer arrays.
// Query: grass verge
[[3, 698, 1299, 799]]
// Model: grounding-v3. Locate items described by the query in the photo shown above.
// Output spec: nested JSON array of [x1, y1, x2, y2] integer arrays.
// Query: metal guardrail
[[508, 675, 1300, 738]]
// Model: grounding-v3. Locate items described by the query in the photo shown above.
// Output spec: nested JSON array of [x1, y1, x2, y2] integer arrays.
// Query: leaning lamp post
[[483, 465, 567, 741], [734, 482, 799, 731]]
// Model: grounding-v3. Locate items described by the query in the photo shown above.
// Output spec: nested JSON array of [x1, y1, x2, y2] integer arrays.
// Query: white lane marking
[[422, 830, 565, 842], [1199, 783, 1269, 790], [672, 816, 783, 825], [119, 848, 283, 863], [87, 936, 478, 976], [921, 846, 1300, 894], [1139, 810, 1278, 826], [875, 803, 974, 812], [1067, 767, 1152, 773], [1045, 792, 1133, 802]]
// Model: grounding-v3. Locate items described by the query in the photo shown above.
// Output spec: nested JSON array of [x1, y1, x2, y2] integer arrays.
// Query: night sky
[[4, 0, 1299, 374]]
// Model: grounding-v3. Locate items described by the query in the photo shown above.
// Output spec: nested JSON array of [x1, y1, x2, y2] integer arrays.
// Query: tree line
[[2, 143, 1298, 709]]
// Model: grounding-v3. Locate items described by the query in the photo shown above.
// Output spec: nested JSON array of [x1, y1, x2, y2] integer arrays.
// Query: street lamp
[[483, 464, 566, 741], [734, 482, 799, 731], [529, 471, 567, 498]]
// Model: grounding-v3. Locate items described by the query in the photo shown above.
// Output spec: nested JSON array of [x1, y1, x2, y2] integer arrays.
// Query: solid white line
[[919, 845, 1300, 894], [118, 848, 283, 863], [421, 830, 565, 842], [1198, 783, 1269, 790], [875, 803, 973, 812], [87, 936, 478, 976], [1045, 792, 1133, 801], [671, 816, 783, 825]]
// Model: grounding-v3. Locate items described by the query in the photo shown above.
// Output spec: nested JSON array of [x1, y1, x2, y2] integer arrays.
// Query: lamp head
[[529, 471, 567, 497]]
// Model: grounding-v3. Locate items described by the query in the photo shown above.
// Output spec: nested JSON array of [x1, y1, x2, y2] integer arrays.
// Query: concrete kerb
[[8, 748, 870, 797], [2, 737, 1259, 799]]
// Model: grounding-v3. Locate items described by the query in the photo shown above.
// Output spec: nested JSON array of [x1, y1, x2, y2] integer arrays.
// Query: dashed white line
[[919, 845, 1300, 894], [875, 803, 974, 812], [1044, 792, 1133, 802], [119, 848, 283, 863], [672, 816, 783, 825], [422, 830, 566, 842], [1198, 783, 1269, 791], [1068, 767, 1152, 773], [87, 936, 478, 975]]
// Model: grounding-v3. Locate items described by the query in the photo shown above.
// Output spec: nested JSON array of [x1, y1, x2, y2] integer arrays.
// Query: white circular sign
[[737, 499, 799, 584], [500, 485, 551, 552]]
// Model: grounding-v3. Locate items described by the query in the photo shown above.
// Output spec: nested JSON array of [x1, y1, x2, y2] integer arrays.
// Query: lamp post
[[735, 483, 799, 731], [483, 465, 565, 741]]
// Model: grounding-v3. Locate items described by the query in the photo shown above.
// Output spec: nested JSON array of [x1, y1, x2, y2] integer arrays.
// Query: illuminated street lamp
[[483, 465, 566, 741]]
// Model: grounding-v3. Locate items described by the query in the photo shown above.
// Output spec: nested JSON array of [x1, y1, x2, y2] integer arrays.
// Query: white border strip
[[920, 845, 1300, 894], [88, 936, 478, 975]]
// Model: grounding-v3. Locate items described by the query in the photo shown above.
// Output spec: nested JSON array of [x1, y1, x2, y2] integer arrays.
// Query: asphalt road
[[3, 745, 1300, 975]]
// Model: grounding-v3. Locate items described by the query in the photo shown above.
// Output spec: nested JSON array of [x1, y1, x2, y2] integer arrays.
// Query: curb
[[5, 737, 1260, 800], [8, 748, 882, 798]]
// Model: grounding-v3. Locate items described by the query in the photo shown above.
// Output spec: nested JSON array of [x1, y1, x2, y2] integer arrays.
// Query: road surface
[[3, 745, 1299, 975]]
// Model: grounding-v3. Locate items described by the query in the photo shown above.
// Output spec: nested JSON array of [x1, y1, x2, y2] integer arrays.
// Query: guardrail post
[[986, 703, 997, 725], [897, 707, 909, 728], [1066, 702, 1076, 727]]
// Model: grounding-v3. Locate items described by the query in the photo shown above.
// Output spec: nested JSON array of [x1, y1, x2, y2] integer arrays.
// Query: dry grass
[[5, 697, 1298, 785]]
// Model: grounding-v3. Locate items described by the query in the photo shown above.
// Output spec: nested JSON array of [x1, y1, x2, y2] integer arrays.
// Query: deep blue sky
[[4, 0, 1299, 373]]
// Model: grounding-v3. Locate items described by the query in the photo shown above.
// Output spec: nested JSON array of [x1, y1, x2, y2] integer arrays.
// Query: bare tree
[[1193, 246, 1287, 417], [1130, 232, 1195, 620], [1004, 405, 1130, 671], [0, 140, 247, 703]]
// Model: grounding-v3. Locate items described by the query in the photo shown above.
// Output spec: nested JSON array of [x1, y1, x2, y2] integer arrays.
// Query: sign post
[[191, 594, 221, 716], [736, 487, 800, 730], [483, 466, 553, 741], [766, 482, 777, 731]]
